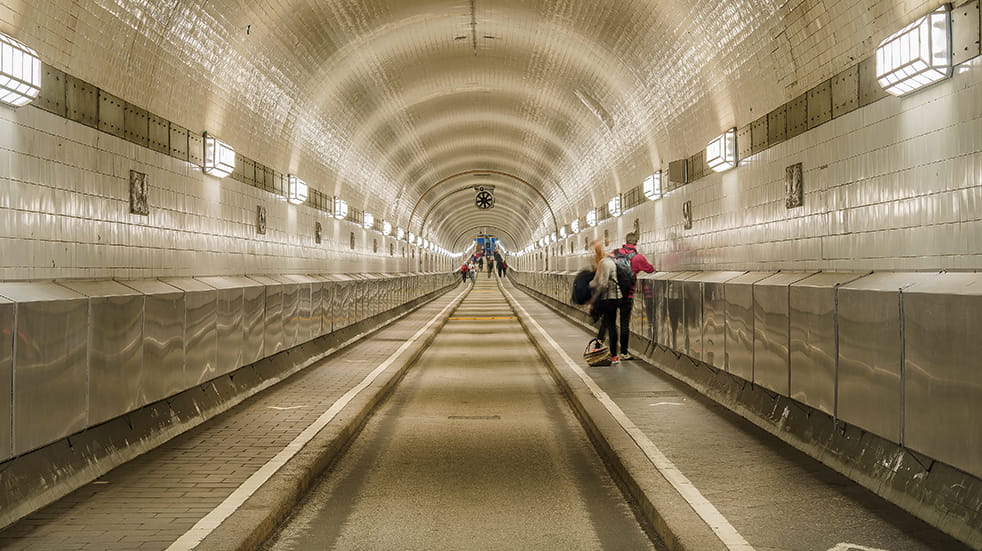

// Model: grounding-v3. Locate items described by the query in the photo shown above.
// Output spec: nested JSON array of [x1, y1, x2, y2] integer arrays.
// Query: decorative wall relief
[[349, 232, 355, 249], [315, 222, 322, 244], [256, 205, 267, 234], [786, 162, 804, 208], [604, 229, 609, 247], [683, 200, 693, 229], [129, 170, 149, 215], [373, 238, 378, 253]]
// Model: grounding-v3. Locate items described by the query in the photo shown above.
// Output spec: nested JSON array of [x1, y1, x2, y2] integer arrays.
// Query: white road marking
[[827, 544, 890, 551], [501, 285, 754, 551], [267, 406, 306, 411], [167, 286, 469, 551], [649, 402, 684, 407]]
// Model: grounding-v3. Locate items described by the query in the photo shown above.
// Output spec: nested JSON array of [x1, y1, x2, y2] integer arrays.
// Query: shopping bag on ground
[[583, 338, 611, 367]]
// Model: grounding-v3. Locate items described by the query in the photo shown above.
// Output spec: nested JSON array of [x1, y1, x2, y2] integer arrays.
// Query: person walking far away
[[486, 256, 494, 278], [589, 239, 623, 364], [468, 261, 476, 283], [459, 262, 469, 284], [496, 256, 505, 277], [612, 231, 655, 360], [501, 260, 508, 277]]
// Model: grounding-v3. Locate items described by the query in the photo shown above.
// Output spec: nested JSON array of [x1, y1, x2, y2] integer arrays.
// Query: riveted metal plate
[[786, 93, 808, 138], [272, 171, 286, 196], [148, 113, 169, 154], [751, 116, 768, 154], [952, 0, 981, 65], [831, 65, 860, 118], [859, 55, 889, 107], [188, 132, 203, 166], [667, 159, 687, 191], [124, 103, 150, 147], [767, 105, 787, 144], [688, 150, 705, 181], [98, 90, 125, 138], [257, 164, 274, 192], [36, 63, 66, 117], [807, 79, 832, 129], [235, 156, 256, 186], [737, 124, 752, 160], [169, 123, 189, 160], [66, 76, 98, 129]]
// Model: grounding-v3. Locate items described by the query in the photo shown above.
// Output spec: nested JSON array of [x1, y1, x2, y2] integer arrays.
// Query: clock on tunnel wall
[[475, 189, 495, 209]]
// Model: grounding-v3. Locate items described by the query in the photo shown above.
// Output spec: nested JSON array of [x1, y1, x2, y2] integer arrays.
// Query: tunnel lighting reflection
[[586, 209, 597, 227], [287, 175, 308, 205], [876, 5, 951, 96], [643, 172, 662, 199], [707, 129, 737, 172], [571, 219, 580, 233], [608, 195, 622, 217], [383, 221, 392, 235], [202, 134, 235, 178], [0, 33, 41, 107], [363, 212, 374, 230], [334, 198, 348, 220]]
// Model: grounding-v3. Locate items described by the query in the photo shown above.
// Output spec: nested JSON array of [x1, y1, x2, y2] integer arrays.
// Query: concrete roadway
[[263, 276, 664, 550]]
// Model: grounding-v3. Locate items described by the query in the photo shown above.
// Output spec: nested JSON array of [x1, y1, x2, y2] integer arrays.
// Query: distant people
[[501, 261, 508, 277], [486, 257, 494, 278], [467, 261, 476, 283], [478, 256, 484, 270], [459, 263, 470, 284], [496, 257, 505, 277], [612, 232, 655, 360], [589, 239, 623, 364]]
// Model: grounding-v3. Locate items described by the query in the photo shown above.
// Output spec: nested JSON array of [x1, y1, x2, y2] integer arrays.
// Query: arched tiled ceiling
[[15, 0, 933, 252], [417, 183, 542, 242]]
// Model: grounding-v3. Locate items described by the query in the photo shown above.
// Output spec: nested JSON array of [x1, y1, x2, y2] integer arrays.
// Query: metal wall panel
[[0, 283, 88, 456], [903, 273, 982, 479], [655, 273, 697, 350], [66, 76, 98, 128], [837, 273, 935, 443], [724, 273, 775, 380], [858, 56, 889, 107], [831, 65, 859, 119], [693, 272, 745, 368], [242, 284, 266, 365], [682, 279, 702, 357], [148, 113, 170, 154], [164, 279, 217, 386], [806, 79, 832, 129], [278, 275, 317, 344], [638, 274, 658, 344], [124, 103, 150, 147], [37, 63, 67, 117], [250, 276, 283, 356], [750, 116, 768, 155], [279, 281, 299, 349], [786, 93, 808, 139], [737, 124, 752, 160], [60, 281, 144, 426], [767, 104, 787, 145], [951, 0, 981, 66], [0, 298, 12, 461], [788, 272, 866, 415], [98, 90, 125, 138], [122, 280, 185, 404], [688, 151, 705, 181], [197, 277, 249, 376], [754, 272, 815, 395], [188, 132, 204, 166], [169, 124, 189, 161]]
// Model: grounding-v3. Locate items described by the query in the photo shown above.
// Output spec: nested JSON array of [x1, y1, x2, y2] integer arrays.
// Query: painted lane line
[[500, 286, 754, 551], [167, 286, 469, 551]]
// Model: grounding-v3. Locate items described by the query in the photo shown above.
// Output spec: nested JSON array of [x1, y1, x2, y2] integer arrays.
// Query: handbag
[[582, 338, 611, 367]]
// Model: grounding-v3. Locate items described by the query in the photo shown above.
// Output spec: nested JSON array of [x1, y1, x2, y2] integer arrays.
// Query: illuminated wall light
[[202, 134, 235, 178], [287, 175, 308, 205], [586, 209, 597, 227], [333, 198, 348, 220], [383, 221, 392, 235], [876, 5, 951, 96], [608, 195, 622, 217], [643, 172, 662, 200], [397, 227, 405, 240], [0, 33, 41, 107], [409, 232, 416, 245], [550, 232, 557, 243], [559, 226, 567, 239], [363, 212, 374, 230], [570, 219, 580, 233], [706, 128, 737, 172]]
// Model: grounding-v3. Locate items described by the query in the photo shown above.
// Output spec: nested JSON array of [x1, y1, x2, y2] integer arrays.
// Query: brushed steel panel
[[0, 299, 12, 461], [788, 272, 866, 415], [654, 272, 698, 350], [688, 151, 705, 181], [831, 65, 859, 119], [750, 116, 768, 155], [169, 123, 189, 161], [638, 273, 658, 344], [682, 280, 702, 358], [149, 113, 170, 154], [0, 283, 88, 455], [951, 1, 981, 66], [98, 90, 125, 138], [278, 275, 316, 344], [188, 132, 204, 166], [250, 276, 283, 356], [197, 277, 251, 376], [163, 279, 217, 386], [66, 75, 98, 129], [59, 281, 144, 426], [682, 272, 745, 369], [737, 124, 752, 161], [279, 281, 299, 349], [767, 104, 787, 145], [786, 93, 807, 139], [754, 272, 815, 395], [124, 102, 150, 147], [723, 272, 775, 380], [903, 273, 982, 479], [319, 279, 335, 334], [242, 284, 266, 365], [837, 273, 935, 443], [806, 79, 832, 129], [121, 280, 185, 403], [36, 63, 66, 117]]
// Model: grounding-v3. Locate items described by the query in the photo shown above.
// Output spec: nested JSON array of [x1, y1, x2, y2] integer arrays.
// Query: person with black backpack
[[589, 240, 624, 364], [610, 232, 655, 360]]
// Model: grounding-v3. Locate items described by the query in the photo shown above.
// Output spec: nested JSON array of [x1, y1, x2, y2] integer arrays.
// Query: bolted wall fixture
[[706, 129, 737, 172], [333, 198, 348, 220], [202, 133, 235, 178], [0, 33, 41, 107], [643, 171, 662, 200], [876, 5, 951, 96], [363, 212, 374, 230], [287, 174, 308, 205]]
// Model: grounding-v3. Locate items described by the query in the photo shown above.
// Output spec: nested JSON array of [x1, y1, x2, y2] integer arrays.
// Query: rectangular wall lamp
[[334, 198, 348, 220], [586, 209, 597, 227], [0, 33, 41, 107], [707, 128, 737, 172], [608, 194, 622, 217], [876, 5, 951, 96], [287, 174, 308, 205], [203, 134, 235, 178], [363, 212, 374, 230], [570, 219, 580, 233], [383, 221, 392, 235], [643, 172, 662, 199]]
